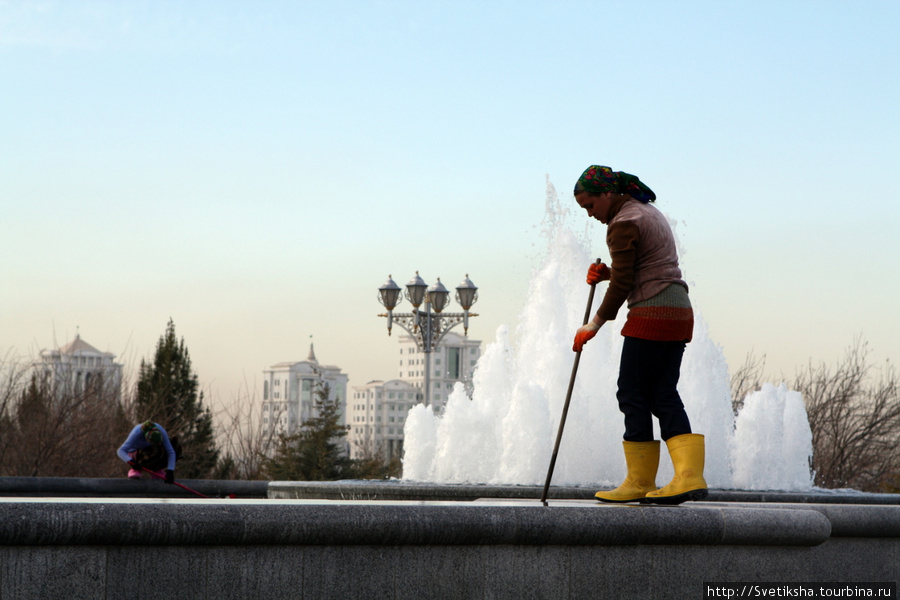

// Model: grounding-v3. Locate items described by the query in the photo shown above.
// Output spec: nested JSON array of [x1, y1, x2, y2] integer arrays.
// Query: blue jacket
[[117, 423, 177, 471]]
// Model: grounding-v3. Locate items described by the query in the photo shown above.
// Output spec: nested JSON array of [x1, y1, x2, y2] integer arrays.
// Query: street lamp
[[377, 272, 479, 407]]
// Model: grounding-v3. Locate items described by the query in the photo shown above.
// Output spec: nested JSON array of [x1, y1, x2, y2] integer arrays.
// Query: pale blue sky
[[2, 1, 898, 406]]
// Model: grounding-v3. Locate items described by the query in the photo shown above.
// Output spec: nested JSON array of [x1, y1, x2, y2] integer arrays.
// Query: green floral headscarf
[[574, 165, 656, 203], [142, 420, 163, 445]]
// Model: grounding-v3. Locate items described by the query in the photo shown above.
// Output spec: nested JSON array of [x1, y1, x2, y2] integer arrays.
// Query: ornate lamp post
[[378, 273, 479, 407]]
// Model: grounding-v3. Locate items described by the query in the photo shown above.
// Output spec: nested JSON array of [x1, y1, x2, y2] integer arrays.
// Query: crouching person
[[117, 420, 180, 484]]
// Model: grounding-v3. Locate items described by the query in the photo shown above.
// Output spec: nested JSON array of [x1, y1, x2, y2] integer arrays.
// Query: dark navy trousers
[[616, 336, 692, 442]]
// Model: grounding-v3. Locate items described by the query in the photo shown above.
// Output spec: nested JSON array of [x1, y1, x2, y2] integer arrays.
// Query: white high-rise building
[[31, 334, 123, 399], [348, 331, 481, 461], [260, 343, 348, 442], [347, 379, 418, 461], [395, 331, 481, 412]]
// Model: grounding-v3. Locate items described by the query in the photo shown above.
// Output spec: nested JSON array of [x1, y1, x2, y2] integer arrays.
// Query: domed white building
[[32, 333, 123, 399]]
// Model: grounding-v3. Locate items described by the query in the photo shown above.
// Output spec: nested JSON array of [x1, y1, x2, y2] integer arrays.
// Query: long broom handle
[[540, 258, 602, 505], [140, 465, 210, 498]]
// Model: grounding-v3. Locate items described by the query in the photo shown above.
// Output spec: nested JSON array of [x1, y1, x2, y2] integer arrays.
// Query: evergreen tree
[[349, 444, 402, 480], [135, 319, 219, 478], [262, 383, 353, 481]]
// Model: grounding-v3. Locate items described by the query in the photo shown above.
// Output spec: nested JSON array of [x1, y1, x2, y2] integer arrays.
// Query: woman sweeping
[[117, 420, 179, 484], [572, 165, 707, 504]]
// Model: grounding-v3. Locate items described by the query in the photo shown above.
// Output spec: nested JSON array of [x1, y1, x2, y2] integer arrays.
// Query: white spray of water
[[732, 383, 813, 490], [403, 178, 813, 491]]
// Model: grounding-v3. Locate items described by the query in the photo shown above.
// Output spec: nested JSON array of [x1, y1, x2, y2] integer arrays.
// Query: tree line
[[0, 319, 399, 481], [1, 322, 896, 492]]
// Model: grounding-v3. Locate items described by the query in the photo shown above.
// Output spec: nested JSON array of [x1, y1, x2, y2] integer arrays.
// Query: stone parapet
[[268, 479, 900, 504], [0, 476, 267, 498], [0, 499, 831, 547], [0, 497, 896, 599]]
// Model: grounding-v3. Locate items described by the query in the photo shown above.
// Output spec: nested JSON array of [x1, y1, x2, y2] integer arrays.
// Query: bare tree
[[213, 379, 283, 480], [1, 366, 129, 477], [730, 350, 768, 414], [0, 351, 30, 466], [793, 338, 900, 491]]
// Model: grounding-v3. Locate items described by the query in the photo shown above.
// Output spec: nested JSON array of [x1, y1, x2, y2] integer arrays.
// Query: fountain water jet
[[403, 177, 814, 491]]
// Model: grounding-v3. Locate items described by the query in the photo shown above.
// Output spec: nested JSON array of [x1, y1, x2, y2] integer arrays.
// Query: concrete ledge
[[721, 502, 900, 538], [268, 479, 900, 504], [0, 498, 896, 599], [267, 481, 900, 541], [0, 499, 831, 547], [3, 477, 897, 506], [707, 489, 900, 505], [2, 540, 898, 600], [0, 476, 268, 499]]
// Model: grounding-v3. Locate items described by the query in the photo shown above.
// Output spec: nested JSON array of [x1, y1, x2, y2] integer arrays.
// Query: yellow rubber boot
[[642, 433, 708, 505], [595, 441, 660, 503]]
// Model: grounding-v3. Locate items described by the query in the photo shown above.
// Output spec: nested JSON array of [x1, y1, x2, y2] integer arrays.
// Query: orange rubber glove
[[573, 322, 600, 352], [586, 262, 611, 285]]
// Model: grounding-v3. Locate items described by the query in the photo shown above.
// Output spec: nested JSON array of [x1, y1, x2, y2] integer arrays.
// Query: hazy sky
[[2, 1, 898, 409]]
